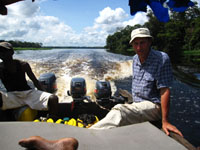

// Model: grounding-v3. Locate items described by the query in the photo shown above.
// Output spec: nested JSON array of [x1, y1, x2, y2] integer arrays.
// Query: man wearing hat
[[0, 42, 59, 120], [90, 28, 183, 137]]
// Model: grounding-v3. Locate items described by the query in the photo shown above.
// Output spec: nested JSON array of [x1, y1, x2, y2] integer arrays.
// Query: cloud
[[95, 7, 128, 25], [0, 1, 76, 46], [93, 7, 148, 34], [0, 1, 147, 47], [8, 0, 40, 17], [194, 0, 200, 7], [93, 7, 128, 34], [82, 7, 148, 46], [123, 12, 148, 27]]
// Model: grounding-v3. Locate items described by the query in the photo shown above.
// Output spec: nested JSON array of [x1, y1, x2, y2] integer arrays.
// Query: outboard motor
[[68, 77, 87, 101], [94, 81, 112, 102], [38, 72, 57, 93]]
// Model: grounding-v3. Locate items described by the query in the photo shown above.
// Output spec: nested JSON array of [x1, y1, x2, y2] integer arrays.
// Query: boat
[[0, 73, 197, 150]]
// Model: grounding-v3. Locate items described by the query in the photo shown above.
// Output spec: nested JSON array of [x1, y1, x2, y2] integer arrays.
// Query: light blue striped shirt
[[132, 49, 173, 103]]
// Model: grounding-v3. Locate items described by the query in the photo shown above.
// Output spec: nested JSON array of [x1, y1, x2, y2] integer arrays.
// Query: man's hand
[[160, 87, 183, 137], [162, 120, 183, 137]]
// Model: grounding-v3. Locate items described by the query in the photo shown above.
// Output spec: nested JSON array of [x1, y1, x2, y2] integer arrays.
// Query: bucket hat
[[129, 28, 152, 44]]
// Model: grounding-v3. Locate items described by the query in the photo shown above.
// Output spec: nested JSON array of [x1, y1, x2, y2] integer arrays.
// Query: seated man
[[90, 28, 183, 137], [0, 42, 58, 120]]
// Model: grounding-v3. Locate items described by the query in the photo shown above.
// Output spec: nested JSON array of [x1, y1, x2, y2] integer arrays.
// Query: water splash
[[15, 49, 133, 102]]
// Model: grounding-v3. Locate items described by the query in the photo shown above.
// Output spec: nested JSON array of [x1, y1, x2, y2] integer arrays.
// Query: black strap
[[0, 92, 2, 107]]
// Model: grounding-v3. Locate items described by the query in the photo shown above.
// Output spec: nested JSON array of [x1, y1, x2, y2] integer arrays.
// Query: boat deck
[[0, 121, 187, 150]]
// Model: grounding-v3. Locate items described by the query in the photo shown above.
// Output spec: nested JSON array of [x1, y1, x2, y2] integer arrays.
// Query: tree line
[[105, 2, 200, 66], [0, 40, 42, 48]]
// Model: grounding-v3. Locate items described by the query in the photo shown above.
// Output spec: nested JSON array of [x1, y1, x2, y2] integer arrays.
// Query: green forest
[[0, 40, 43, 49], [105, 3, 200, 66]]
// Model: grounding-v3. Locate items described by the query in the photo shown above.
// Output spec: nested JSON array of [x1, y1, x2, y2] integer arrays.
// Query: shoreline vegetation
[[14, 47, 52, 50], [14, 46, 105, 51]]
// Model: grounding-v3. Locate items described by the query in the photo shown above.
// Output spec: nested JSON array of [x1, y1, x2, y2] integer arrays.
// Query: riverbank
[[14, 47, 52, 51], [14, 46, 105, 51]]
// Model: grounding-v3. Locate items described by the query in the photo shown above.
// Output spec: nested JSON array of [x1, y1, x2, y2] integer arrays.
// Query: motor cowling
[[38, 72, 57, 93], [69, 77, 86, 99], [94, 81, 111, 100]]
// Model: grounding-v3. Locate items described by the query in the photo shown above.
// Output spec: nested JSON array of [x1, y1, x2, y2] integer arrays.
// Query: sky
[[0, 0, 199, 47]]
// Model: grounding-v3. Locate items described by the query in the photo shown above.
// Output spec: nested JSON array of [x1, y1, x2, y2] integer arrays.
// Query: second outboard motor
[[38, 72, 57, 93], [94, 81, 112, 101], [68, 77, 87, 99]]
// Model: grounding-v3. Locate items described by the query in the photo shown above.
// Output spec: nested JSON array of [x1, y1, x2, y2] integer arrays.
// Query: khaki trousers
[[90, 101, 161, 130]]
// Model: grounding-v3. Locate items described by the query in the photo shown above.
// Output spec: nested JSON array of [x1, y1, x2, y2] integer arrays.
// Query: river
[[1, 48, 200, 147]]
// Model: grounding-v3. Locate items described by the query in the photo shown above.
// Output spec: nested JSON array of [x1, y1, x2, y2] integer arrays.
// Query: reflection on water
[[1, 48, 200, 146], [170, 79, 200, 147]]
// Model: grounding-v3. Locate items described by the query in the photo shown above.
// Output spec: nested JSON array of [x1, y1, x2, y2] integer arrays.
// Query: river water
[[1, 48, 200, 146]]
